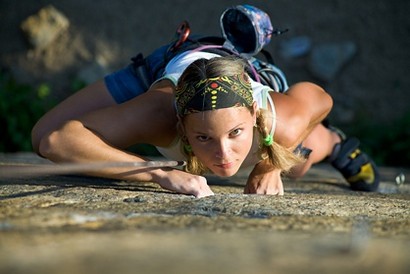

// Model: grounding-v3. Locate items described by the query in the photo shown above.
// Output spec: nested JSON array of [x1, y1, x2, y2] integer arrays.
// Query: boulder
[[20, 5, 70, 50]]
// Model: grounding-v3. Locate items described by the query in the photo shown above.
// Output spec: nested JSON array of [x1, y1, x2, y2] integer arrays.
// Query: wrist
[[252, 159, 281, 175], [149, 166, 179, 184]]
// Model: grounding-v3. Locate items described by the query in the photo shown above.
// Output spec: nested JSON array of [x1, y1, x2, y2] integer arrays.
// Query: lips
[[215, 162, 234, 169]]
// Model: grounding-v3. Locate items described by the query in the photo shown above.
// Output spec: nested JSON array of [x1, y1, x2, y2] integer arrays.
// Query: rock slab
[[0, 153, 409, 274]]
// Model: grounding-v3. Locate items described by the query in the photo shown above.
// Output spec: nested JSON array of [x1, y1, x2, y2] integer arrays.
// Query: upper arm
[[271, 82, 333, 148], [78, 80, 178, 149], [32, 80, 116, 153]]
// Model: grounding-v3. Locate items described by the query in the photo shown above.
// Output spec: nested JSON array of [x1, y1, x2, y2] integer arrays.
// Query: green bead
[[263, 134, 273, 146]]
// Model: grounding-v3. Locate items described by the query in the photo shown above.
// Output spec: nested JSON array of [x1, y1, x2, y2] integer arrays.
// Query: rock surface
[[0, 153, 409, 274], [308, 41, 357, 82], [20, 5, 69, 50]]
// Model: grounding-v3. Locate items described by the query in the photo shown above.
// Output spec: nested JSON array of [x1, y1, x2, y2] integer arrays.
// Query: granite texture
[[0, 153, 409, 274]]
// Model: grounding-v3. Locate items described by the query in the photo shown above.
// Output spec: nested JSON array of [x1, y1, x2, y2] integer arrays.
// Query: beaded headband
[[175, 73, 254, 116]]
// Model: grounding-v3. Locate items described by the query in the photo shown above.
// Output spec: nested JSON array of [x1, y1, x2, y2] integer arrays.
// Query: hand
[[244, 160, 284, 195], [155, 168, 214, 198]]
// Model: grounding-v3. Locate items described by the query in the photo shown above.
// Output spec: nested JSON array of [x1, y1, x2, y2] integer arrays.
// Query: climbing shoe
[[328, 137, 380, 192]]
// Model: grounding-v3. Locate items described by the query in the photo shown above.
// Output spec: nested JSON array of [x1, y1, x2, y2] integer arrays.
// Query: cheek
[[185, 136, 208, 156], [235, 129, 254, 151], [190, 142, 214, 161], [236, 140, 253, 158]]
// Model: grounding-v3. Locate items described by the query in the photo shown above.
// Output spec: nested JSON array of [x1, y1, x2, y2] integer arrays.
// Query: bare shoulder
[[269, 82, 331, 148], [270, 82, 329, 113], [149, 79, 176, 93]]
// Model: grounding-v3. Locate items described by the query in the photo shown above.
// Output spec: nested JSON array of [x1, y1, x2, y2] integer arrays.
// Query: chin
[[211, 167, 240, 177]]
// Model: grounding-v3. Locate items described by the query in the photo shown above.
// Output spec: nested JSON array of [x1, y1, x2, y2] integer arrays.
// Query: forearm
[[39, 120, 168, 182]]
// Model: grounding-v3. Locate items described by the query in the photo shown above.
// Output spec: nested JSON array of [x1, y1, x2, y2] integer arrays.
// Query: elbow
[[306, 82, 333, 116], [31, 119, 47, 156], [31, 128, 41, 156], [37, 121, 81, 162], [31, 117, 61, 157], [37, 129, 60, 160], [304, 82, 334, 120], [314, 83, 333, 117], [323, 90, 333, 116]]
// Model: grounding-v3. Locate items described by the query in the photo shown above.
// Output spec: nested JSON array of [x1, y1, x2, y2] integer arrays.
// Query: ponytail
[[255, 108, 305, 172]]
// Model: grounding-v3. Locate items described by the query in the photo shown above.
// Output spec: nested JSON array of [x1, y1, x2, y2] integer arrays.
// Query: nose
[[215, 139, 231, 159]]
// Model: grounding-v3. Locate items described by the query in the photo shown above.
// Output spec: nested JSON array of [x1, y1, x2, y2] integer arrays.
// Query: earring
[[184, 144, 192, 153]]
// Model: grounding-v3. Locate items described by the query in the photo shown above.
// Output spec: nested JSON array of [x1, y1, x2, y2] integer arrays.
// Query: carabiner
[[170, 20, 191, 51]]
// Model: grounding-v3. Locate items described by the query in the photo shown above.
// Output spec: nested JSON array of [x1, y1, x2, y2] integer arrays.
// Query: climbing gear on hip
[[170, 20, 191, 52], [130, 4, 290, 93]]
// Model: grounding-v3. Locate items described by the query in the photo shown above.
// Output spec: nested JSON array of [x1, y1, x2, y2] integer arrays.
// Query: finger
[[243, 185, 249, 194], [192, 179, 214, 198], [196, 190, 214, 198], [244, 184, 254, 194], [194, 184, 214, 198], [265, 186, 282, 195]]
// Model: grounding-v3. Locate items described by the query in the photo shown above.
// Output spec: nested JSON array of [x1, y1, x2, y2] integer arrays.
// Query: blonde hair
[[176, 56, 304, 174], [255, 108, 305, 173]]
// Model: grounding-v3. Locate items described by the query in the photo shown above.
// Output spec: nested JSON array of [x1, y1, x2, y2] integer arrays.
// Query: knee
[[287, 161, 312, 179]]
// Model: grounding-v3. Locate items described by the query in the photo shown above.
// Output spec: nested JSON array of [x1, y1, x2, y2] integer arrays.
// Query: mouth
[[214, 162, 234, 169]]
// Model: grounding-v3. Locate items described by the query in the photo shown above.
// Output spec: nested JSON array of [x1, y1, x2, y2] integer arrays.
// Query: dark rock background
[[1, 3, 409, 272], [1, 0, 409, 122]]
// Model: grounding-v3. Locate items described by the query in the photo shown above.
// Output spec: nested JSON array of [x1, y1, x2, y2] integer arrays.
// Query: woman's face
[[183, 106, 256, 177]]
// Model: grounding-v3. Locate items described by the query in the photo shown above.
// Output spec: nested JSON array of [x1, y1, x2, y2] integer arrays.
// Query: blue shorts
[[104, 44, 170, 104]]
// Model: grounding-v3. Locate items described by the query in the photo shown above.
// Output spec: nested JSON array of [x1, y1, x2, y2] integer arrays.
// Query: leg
[[288, 124, 341, 177], [289, 123, 380, 192]]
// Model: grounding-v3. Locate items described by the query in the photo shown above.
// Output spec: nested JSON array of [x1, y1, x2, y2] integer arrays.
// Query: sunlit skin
[[183, 105, 257, 177]]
